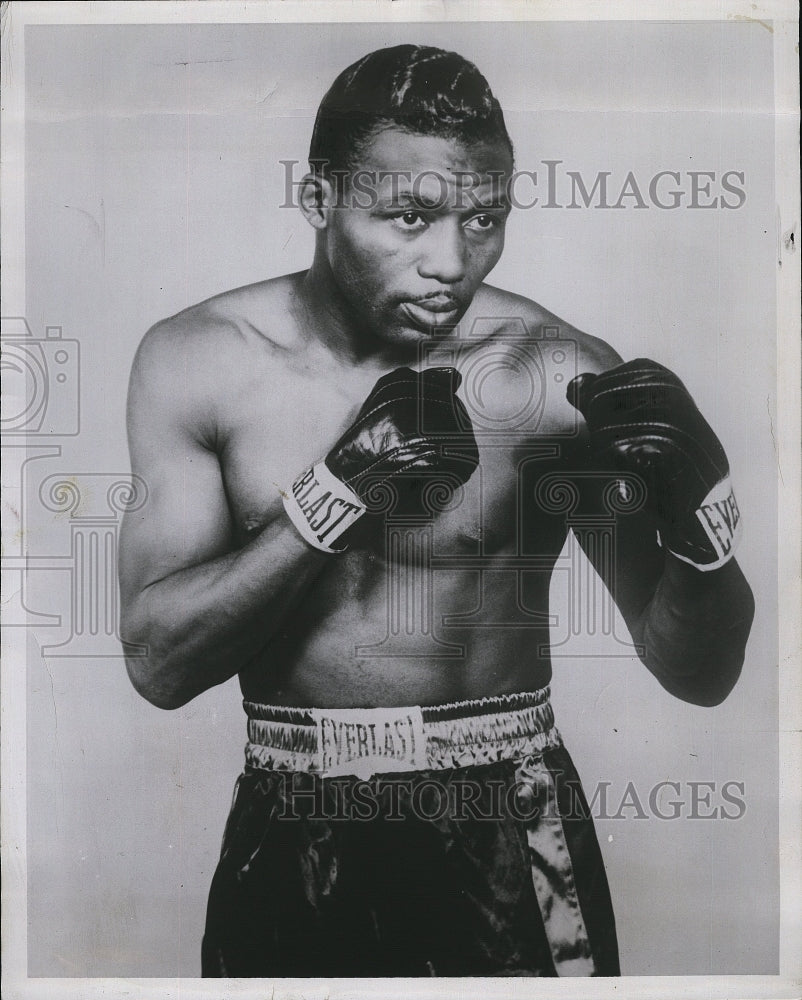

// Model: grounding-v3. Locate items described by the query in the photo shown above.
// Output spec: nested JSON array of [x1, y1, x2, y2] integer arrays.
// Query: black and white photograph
[[1, 1, 800, 998]]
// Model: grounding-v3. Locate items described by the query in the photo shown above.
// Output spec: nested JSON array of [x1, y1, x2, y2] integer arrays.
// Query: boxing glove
[[567, 358, 742, 571], [283, 366, 479, 552]]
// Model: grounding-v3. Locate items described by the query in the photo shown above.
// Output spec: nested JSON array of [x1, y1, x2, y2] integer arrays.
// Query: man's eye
[[465, 214, 499, 232], [393, 211, 426, 230]]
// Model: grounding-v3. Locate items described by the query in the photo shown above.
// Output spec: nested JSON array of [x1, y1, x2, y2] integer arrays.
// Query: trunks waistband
[[243, 687, 561, 779]]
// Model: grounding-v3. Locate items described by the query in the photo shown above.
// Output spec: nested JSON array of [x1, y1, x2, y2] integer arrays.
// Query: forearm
[[122, 517, 328, 708], [633, 554, 755, 706]]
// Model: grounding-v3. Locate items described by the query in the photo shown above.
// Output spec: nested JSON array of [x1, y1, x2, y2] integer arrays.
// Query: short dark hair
[[309, 44, 514, 178]]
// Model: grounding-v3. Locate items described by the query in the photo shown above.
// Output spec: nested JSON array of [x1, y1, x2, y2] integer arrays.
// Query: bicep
[[118, 334, 234, 605]]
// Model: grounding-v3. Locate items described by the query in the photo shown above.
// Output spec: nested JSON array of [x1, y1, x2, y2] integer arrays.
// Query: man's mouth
[[401, 296, 462, 329]]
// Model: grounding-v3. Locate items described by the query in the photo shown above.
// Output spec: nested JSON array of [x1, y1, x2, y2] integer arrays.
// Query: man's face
[[322, 128, 513, 345]]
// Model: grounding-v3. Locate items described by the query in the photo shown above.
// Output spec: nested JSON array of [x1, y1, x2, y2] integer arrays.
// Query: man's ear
[[298, 172, 335, 230]]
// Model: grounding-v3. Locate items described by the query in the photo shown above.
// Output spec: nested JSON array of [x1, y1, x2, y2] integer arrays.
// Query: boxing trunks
[[202, 687, 620, 977]]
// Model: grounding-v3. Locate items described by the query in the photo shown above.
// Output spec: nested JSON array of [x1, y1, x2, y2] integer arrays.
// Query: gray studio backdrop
[[22, 20, 777, 976]]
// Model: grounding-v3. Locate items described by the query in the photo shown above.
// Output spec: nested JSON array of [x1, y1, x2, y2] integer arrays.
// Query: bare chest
[[217, 372, 563, 558]]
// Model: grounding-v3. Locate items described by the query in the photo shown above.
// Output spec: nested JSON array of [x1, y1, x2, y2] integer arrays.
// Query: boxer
[[119, 44, 754, 976]]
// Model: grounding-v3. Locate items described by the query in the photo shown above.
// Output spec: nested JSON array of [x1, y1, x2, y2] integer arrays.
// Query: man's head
[[300, 45, 515, 347], [308, 44, 514, 180]]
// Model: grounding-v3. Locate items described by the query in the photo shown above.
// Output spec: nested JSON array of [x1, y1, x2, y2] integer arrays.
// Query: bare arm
[[118, 322, 328, 709]]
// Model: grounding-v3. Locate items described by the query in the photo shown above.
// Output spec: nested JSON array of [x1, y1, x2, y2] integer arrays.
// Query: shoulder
[[126, 310, 228, 447], [467, 283, 623, 379], [128, 307, 238, 434], [128, 275, 303, 443], [463, 284, 624, 436], [131, 274, 305, 394], [135, 275, 302, 369], [472, 283, 622, 369]]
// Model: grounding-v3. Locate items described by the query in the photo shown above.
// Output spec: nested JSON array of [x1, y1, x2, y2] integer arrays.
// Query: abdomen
[[240, 544, 555, 708]]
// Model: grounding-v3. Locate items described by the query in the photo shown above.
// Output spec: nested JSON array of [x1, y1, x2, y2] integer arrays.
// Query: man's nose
[[417, 220, 467, 284]]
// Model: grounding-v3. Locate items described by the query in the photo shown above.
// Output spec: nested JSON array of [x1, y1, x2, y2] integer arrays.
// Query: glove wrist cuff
[[282, 461, 366, 553], [665, 476, 743, 571]]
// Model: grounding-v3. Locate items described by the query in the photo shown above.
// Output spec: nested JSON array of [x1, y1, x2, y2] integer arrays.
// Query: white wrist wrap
[[668, 476, 743, 571], [282, 461, 366, 553]]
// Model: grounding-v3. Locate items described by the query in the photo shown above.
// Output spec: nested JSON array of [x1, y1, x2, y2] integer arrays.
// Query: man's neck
[[295, 252, 421, 369]]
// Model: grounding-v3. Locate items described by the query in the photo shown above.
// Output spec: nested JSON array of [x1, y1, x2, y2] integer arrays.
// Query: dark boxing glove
[[283, 367, 479, 552], [567, 358, 742, 571]]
